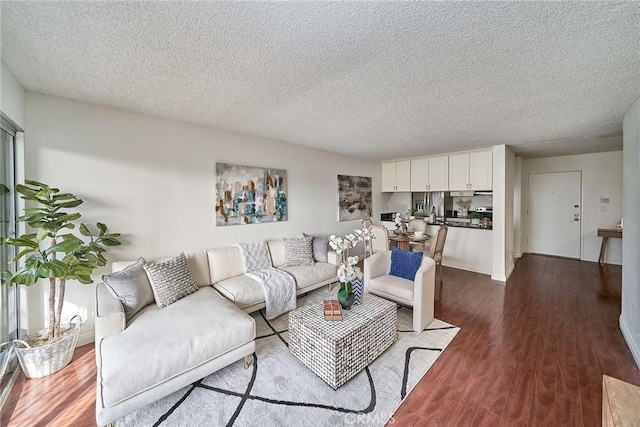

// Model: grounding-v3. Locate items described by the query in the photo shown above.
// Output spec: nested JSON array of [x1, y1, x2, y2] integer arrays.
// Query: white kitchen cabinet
[[447, 150, 493, 191], [448, 153, 470, 191], [381, 160, 411, 192], [381, 162, 396, 192], [410, 158, 428, 191], [396, 160, 411, 191], [428, 155, 449, 191], [410, 155, 449, 192], [469, 149, 493, 190]]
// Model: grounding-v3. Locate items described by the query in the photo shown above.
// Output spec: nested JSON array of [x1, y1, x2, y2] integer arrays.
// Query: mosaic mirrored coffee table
[[288, 293, 397, 389]]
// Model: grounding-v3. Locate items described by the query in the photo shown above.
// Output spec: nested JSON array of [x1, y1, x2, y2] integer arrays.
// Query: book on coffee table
[[323, 299, 342, 321]]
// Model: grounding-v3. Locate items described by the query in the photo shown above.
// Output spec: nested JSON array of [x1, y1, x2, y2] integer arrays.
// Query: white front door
[[527, 171, 582, 259]]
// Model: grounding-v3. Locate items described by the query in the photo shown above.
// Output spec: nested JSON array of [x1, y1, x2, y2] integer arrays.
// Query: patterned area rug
[[117, 288, 459, 427]]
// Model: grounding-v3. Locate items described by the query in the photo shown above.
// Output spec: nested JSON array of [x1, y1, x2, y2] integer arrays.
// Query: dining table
[[388, 232, 431, 251]]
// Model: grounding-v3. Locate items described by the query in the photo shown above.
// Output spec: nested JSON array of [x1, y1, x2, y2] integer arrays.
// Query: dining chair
[[408, 218, 429, 252], [360, 218, 374, 257], [369, 225, 390, 254], [429, 225, 448, 284]]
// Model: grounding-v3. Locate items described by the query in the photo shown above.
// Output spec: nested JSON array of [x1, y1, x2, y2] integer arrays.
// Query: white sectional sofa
[[95, 239, 337, 426]]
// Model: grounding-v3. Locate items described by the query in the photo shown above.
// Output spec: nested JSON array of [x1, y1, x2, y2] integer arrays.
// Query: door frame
[[525, 170, 583, 259]]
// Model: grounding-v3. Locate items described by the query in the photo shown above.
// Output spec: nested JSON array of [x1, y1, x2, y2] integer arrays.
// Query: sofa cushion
[[389, 247, 422, 281], [111, 251, 211, 288], [304, 234, 329, 263], [283, 236, 314, 267], [368, 274, 414, 303], [144, 253, 198, 308], [102, 258, 154, 323], [184, 251, 212, 287], [207, 246, 245, 283], [99, 287, 255, 407], [267, 240, 285, 267], [279, 262, 337, 289], [213, 275, 265, 308]]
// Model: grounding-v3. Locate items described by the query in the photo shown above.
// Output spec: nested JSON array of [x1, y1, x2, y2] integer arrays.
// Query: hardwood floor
[[2, 254, 639, 426]]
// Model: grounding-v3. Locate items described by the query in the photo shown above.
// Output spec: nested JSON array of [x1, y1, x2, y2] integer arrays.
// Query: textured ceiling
[[1, 2, 639, 160]]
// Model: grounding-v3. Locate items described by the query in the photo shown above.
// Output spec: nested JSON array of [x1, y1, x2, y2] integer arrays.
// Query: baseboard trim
[[77, 332, 95, 347], [620, 315, 640, 369], [441, 261, 492, 276], [506, 259, 515, 280]]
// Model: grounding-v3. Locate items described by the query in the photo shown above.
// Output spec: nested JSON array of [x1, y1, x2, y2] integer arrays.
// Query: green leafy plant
[[469, 212, 481, 219], [408, 207, 418, 216], [0, 180, 121, 341]]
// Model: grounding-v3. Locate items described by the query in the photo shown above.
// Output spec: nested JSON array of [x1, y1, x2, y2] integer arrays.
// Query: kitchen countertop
[[425, 218, 492, 230], [438, 221, 492, 230]]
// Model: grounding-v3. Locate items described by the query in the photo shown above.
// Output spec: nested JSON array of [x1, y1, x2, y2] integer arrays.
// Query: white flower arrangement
[[394, 212, 403, 227], [329, 226, 374, 283], [337, 256, 361, 283]]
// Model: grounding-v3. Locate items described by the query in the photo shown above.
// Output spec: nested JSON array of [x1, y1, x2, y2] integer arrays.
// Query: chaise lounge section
[[95, 238, 337, 426]]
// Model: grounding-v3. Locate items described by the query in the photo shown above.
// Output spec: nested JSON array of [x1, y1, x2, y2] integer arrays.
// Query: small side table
[[597, 228, 622, 265]]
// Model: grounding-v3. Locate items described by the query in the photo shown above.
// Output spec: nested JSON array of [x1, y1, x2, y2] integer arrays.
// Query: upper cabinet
[[383, 149, 492, 192], [448, 149, 493, 191], [469, 149, 493, 190], [448, 153, 470, 191], [410, 155, 448, 191], [381, 160, 411, 192]]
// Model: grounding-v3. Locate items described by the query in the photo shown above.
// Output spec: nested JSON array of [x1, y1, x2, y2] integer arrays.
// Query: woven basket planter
[[13, 316, 83, 379]]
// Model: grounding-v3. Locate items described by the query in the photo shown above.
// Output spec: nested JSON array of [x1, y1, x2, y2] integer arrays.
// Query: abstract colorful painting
[[338, 175, 372, 221], [215, 163, 288, 226]]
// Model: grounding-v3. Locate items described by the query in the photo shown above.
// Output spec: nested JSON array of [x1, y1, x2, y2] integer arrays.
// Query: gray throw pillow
[[304, 233, 329, 263], [283, 236, 315, 267], [143, 253, 198, 308], [102, 258, 155, 323]]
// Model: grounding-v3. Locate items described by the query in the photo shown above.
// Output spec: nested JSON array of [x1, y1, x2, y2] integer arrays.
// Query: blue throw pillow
[[389, 247, 423, 281]]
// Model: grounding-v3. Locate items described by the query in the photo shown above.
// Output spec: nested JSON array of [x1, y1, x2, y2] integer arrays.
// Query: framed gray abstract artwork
[[338, 175, 372, 221]]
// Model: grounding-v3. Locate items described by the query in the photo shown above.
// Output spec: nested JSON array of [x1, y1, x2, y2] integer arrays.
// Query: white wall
[[381, 192, 411, 215], [523, 151, 623, 264], [492, 145, 515, 282], [24, 92, 383, 344], [0, 60, 25, 128], [621, 95, 640, 368], [437, 226, 493, 275], [513, 156, 524, 258]]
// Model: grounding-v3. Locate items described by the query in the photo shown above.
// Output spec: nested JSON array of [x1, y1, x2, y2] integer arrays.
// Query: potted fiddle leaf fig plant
[[0, 180, 121, 378]]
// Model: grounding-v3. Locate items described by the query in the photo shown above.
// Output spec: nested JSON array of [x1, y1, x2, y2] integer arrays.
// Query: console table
[[597, 228, 622, 265]]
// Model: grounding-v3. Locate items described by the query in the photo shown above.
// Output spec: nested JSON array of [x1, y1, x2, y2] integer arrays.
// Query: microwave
[[380, 212, 396, 221]]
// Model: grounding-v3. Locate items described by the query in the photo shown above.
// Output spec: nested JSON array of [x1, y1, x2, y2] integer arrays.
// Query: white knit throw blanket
[[236, 242, 297, 319]]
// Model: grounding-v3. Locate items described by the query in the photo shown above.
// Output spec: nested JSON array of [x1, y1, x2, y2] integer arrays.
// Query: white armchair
[[364, 250, 436, 332]]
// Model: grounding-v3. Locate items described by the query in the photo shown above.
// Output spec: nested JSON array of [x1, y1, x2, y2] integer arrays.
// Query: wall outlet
[[600, 195, 610, 204]]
